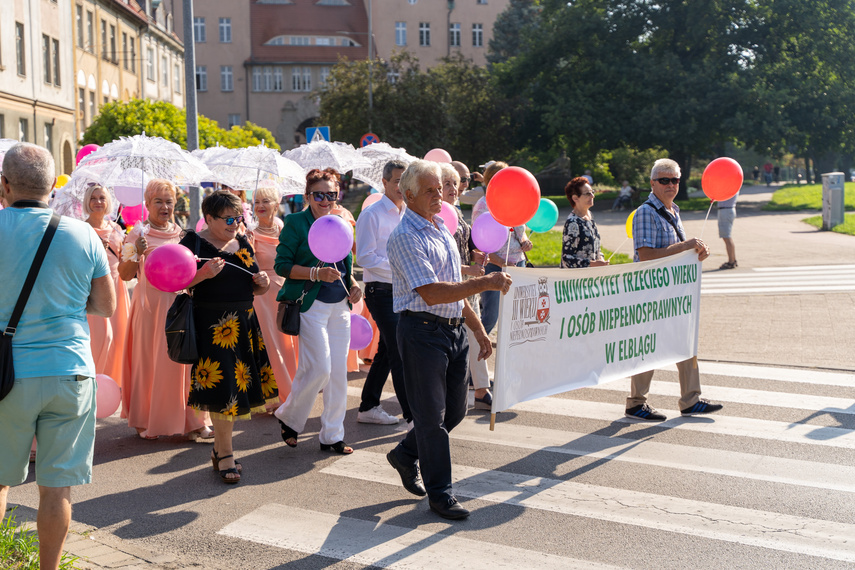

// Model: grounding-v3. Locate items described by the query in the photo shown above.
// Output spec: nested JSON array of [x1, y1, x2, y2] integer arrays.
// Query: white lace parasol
[[0, 139, 20, 173], [195, 144, 306, 197], [282, 140, 372, 175], [351, 142, 418, 191]]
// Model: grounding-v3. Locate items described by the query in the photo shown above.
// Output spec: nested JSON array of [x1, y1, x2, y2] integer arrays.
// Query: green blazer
[[274, 208, 353, 312]]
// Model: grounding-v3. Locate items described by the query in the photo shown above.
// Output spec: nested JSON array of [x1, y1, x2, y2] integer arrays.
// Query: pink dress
[[121, 223, 206, 437], [87, 221, 131, 387], [252, 227, 297, 403]]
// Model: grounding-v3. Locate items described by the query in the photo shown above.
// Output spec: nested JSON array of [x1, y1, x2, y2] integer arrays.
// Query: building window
[[174, 64, 181, 92], [477, 0, 487, 3], [228, 114, 241, 128], [419, 23, 430, 47], [320, 66, 330, 87], [43, 35, 52, 84], [252, 67, 262, 91], [89, 91, 96, 124], [290, 36, 310, 46], [78, 88, 86, 129], [220, 66, 233, 91], [472, 23, 483, 47], [0, 115, 5, 138], [52, 39, 60, 86], [76, 5, 84, 48], [193, 17, 206, 43], [130, 40, 136, 72], [19, 118, 29, 142], [263, 66, 273, 91], [316, 37, 331, 46], [16, 22, 26, 76], [395, 22, 406, 46], [219, 18, 231, 43], [122, 33, 128, 69], [449, 23, 460, 47], [86, 11, 94, 53], [196, 65, 207, 91], [109, 25, 116, 61], [146, 48, 154, 80], [387, 69, 400, 83], [304, 67, 311, 90], [292, 67, 311, 92], [44, 123, 53, 153], [408, 0, 416, 4], [101, 20, 107, 59], [162, 55, 170, 86], [273, 67, 283, 91]]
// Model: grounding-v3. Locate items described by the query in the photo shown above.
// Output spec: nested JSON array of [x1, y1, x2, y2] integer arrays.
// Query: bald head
[[1, 143, 56, 200], [451, 161, 470, 191]]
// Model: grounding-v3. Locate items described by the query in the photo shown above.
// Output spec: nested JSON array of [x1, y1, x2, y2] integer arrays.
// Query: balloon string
[[505, 228, 512, 267], [197, 257, 256, 276], [607, 237, 628, 263], [699, 201, 715, 240]]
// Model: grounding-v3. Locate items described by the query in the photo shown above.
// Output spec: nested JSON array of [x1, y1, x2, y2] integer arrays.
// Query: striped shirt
[[387, 208, 464, 317], [632, 192, 686, 262]]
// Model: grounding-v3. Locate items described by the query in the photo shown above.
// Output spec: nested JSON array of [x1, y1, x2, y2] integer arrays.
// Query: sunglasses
[[217, 215, 244, 226], [311, 192, 339, 202], [655, 177, 680, 186], [459, 177, 471, 184]]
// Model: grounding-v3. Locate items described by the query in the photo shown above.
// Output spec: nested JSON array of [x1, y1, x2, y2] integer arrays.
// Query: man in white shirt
[[355, 161, 410, 425]]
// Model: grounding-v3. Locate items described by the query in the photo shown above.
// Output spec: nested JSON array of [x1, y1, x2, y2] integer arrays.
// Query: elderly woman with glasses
[[561, 176, 609, 269], [83, 184, 130, 386], [178, 190, 276, 483], [119, 179, 212, 440], [273, 168, 362, 455]]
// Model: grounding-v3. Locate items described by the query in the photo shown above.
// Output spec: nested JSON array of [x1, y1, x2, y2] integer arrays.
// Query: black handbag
[[164, 232, 200, 364], [276, 271, 317, 336], [1, 211, 60, 401]]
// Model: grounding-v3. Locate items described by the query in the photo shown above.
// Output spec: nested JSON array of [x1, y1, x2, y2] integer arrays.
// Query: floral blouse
[[561, 212, 602, 268]]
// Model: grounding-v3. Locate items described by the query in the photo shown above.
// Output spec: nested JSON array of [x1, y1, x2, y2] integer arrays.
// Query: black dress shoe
[[386, 450, 426, 496], [429, 496, 469, 520]]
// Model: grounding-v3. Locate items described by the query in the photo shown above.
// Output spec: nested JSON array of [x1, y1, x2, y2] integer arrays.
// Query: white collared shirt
[[355, 194, 406, 284]]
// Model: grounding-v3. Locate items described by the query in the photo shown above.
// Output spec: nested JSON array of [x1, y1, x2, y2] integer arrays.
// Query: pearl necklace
[[255, 223, 279, 236]]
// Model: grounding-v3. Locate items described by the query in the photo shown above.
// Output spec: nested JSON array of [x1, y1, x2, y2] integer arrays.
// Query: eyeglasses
[[655, 177, 680, 186], [216, 215, 244, 226], [580, 191, 595, 197], [311, 192, 339, 202], [459, 177, 471, 184]]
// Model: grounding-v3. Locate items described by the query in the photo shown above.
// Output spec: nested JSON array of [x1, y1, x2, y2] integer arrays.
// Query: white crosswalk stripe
[[701, 264, 855, 295], [223, 362, 855, 568]]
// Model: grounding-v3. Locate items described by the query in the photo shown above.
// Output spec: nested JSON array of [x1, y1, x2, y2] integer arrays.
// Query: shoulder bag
[[276, 265, 319, 336], [1, 211, 61, 401], [165, 232, 201, 364]]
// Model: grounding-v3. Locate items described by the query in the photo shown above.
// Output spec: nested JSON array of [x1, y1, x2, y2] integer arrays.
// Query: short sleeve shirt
[[0, 208, 110, 378], [387, 208, 463, 318], [632, 193, 685, 262]]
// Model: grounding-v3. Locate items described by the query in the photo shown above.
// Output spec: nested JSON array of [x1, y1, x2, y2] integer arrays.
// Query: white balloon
[[114, 185, 144, 206]]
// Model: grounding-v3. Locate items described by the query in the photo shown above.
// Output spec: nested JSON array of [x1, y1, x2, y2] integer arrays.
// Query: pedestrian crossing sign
[[306, 126, 330, 143]]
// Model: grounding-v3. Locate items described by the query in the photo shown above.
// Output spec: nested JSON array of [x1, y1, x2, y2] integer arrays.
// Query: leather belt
[[401, 310, 465, 327], [365, 281, 393, 291]]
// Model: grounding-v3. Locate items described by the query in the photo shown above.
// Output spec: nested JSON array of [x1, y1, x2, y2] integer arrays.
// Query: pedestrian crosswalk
[[701, 264, 855, 295], [220, 362, 855, 569]]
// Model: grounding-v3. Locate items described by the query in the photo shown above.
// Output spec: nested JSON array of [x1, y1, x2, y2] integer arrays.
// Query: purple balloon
[[471, 213, 509, 254], [308, 214, 354, 263], [350, 313, 373, 351]]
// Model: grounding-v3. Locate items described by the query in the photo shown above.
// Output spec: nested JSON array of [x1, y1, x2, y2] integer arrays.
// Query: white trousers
[[275, 299, 350, 445], [466, 294, 491, 390]]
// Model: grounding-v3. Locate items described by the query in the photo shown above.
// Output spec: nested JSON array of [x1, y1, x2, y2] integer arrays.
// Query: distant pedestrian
[[752, 165, 760, 182], [717, 191, 739, 270], [773, 165, 780, 183], [0, 143, 116, 570], [582, 169, 594, 184], [611, 180, 633, 211], [763, 162, 773, 186]]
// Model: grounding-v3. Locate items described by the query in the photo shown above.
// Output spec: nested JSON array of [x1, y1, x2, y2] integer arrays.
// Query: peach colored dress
[[357, 303, 380, 362], [121, 222, 206, 437], [87, 221, 131, 386], [252, 226, 297, 403]]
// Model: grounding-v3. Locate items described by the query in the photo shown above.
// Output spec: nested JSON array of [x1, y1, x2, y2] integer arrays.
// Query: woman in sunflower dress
[[180, 191, 277, 484]]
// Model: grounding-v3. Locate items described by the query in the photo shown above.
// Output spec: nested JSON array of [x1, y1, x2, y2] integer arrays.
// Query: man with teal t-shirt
[[0, 143, 115, 570]]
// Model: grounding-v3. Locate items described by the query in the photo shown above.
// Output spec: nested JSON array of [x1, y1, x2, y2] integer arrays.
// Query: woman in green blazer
[[272, 168, 362, 454]]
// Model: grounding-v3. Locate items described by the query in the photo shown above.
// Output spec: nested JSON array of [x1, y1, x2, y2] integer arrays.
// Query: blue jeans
[[392, 312, 469, 502], [360, 284, 411, 421], [480, 261, 526, 334]]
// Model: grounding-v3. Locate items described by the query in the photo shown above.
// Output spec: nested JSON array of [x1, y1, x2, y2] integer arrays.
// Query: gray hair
[[400, 160, 442, 200], [82, 183, 114, 217], [439, 162, 460, 184], [651, 158, 681, 180], [1, 143, 55, 197], [382, 160, 407, 181]]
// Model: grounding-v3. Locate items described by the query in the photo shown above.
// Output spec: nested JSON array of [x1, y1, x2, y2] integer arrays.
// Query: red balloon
[[702, 158, 743, 201], [485, 166, 541, 227]]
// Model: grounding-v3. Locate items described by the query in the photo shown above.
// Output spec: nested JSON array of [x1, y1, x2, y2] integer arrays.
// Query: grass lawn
[[528, 229, 632, 267], [764, 182, 855, 211], [802, 213, 855, 236]]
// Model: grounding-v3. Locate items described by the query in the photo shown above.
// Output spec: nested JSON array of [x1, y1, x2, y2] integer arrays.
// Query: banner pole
[[490, 413, 496, 431]]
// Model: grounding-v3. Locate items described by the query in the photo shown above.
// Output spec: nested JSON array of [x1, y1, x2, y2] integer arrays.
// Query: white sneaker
[[357, 405, 400, 425], [395, 419, 414, 432]]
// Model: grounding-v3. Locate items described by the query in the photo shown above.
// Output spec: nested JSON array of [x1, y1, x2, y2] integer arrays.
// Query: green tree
[[487, 0, 542, 65]]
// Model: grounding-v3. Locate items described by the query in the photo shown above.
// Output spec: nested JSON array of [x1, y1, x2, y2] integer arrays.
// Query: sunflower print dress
[[179, 231, 279, 421]]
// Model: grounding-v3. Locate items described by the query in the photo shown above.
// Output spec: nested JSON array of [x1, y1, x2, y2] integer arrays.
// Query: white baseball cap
[[479, 160, 495, 169]]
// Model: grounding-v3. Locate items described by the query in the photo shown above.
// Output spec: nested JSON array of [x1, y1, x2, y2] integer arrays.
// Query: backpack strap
[[641, 199, 685, 242]]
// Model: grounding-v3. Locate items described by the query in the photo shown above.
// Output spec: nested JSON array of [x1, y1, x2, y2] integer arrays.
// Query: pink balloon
[[438, 201, 459, 235], [121, 204, 148, 226], [76, 144, 100, 165], [196, 217, 207, 232], [471, 213, 509, 254], [95, 374, 121, 419], [350, 298, 365, 315], [362, 193, 383, 211], [144, 243, 198, 292], [308, 214, 353, 263], [424, 148, 452, 163], [350, 313, 373, 351], [114, 185, 145, 207]]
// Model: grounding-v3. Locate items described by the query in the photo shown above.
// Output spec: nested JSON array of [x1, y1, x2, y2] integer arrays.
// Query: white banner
[[493, 250, 702, 414]]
